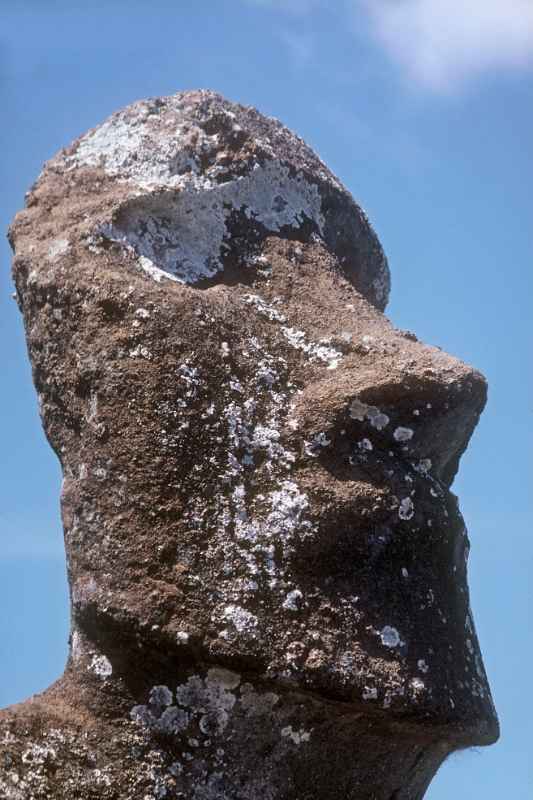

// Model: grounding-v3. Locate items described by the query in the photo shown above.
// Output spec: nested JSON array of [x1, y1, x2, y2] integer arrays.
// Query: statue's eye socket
[[95, 142, 388, 312], [99, 162, 322, 288], [101, 193, 223, 286]]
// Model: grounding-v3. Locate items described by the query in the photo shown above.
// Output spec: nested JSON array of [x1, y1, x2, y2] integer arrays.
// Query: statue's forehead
[[51, 90, 389, 306]]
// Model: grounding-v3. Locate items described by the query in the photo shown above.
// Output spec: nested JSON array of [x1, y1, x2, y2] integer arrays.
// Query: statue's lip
[[301, 421, 473, 494], [269, 677, 500, 747], [72, 588, 499, 750]]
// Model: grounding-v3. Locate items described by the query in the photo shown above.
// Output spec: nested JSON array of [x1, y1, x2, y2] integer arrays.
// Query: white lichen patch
[[88, 654, 113, 679], [282, 589, 303, 612], [409, 677, 425, 698], [129, 344, 152, 359], [349, 398, 389, 430], [280, 725, 311, 745], [393, 426, 414, 442], [243, 294, 342, 369], [247, 253, 272, 275], [150, 685, 174, 707], [281, 326, 342, 368], [137, 255, 181, 284], [220, 341, 230, 359], [21, 742, 57, 766], [349, 398, 368, 421], [398, 497, 415, 520], [304, 431, 331, 457], [47, 238, 70, 261], [379, 626, 403, 649], [367, 407, 390, 430], [220, 605, 258, 635], [186, 334, 317, 606], [243, 293, 287, 323], [266, 481, 311, 542]]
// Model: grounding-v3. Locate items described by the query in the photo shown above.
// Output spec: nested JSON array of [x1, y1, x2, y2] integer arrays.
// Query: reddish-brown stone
[[1, 90, 498, 799]]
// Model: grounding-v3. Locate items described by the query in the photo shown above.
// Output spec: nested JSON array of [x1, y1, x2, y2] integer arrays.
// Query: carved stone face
[[10, 90, 497, 748]]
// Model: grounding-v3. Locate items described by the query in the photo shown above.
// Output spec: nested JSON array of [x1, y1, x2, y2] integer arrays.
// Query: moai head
[[9, 90, 497, 752]]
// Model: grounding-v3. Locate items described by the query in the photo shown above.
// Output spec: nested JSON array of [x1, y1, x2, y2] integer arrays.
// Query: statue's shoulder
[[0, 693, 79, 800], [0, 687, 160, 800]]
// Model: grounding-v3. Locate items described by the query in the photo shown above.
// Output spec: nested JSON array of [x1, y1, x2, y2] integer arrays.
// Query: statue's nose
[[289, 334, 487, 487]]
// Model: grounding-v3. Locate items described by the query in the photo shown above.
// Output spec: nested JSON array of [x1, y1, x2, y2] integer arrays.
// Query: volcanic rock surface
[[1, 90, 498, 800]]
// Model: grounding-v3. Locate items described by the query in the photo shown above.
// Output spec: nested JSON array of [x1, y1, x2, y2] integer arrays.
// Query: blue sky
[[1, 2, 531, 796]]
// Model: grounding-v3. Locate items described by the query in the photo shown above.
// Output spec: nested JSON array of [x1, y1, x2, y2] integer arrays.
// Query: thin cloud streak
[[357, 0, 533, 91]]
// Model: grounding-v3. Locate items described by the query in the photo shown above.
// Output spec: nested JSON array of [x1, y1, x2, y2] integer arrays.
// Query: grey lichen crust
[[50, 89, 390, 305]]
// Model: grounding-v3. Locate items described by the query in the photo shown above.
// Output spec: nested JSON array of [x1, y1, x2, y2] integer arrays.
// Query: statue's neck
[[66, 631, 448, 800]]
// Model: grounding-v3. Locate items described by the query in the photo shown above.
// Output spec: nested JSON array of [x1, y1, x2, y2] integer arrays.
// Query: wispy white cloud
[[357, 0, 533, 91], [242, 0, 533, 91]]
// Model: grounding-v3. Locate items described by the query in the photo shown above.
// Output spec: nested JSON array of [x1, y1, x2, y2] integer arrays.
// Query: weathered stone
[[2, 90, 498, 799]]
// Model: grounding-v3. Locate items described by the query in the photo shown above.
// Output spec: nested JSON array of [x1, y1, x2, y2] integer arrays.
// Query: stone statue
[[1, 90, 498, 799]]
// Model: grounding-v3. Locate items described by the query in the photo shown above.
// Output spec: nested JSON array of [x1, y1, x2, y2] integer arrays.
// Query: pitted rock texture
[[2, 90, 498, 799]]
